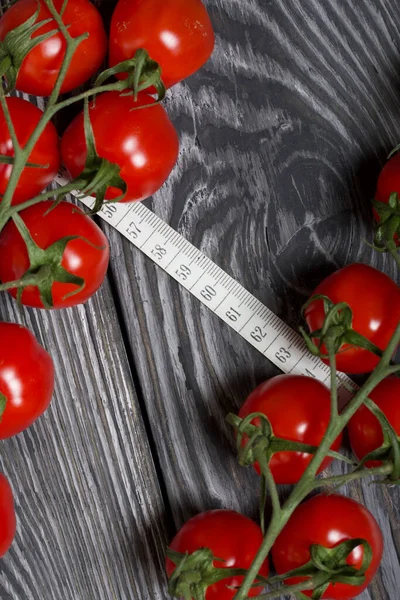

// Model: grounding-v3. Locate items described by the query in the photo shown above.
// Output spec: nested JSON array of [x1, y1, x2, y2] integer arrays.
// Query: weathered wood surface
[[1, 0, 400, 599]]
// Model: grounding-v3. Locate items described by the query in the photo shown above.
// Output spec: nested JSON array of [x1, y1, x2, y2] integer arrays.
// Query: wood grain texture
[[102, 1, 400, 599], [1, 1, 400, 599], [0, 291, 169, 599]]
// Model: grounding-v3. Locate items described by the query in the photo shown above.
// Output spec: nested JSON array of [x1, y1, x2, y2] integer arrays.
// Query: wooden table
[[1, 1, 400, 598]]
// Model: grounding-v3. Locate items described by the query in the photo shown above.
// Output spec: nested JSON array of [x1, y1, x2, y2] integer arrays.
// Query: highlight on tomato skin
[[0, 97, 60, 205], [166, 510, 269, 600], [238, 374, 343, 485], [304, 263, 400, 374], [0, 474, 16, 558], [348, 376, 400, 468], [61, 92, 179, 204], [271, 494, 384, 600], [0, 0, 108, 96], [0, 201, 110, 309], [109, 0, 215, 89]]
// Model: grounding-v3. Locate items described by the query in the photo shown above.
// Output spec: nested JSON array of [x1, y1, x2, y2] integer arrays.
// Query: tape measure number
[[56, 170, 356, 401]]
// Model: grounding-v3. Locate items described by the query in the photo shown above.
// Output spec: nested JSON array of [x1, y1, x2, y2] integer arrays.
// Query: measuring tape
[[56, 171, 356, 401]]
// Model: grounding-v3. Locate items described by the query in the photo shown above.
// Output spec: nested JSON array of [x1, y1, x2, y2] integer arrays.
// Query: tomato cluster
[[0, 0, 214, 558], [166, 169, 400, 596], [0, 2, 398, 600]]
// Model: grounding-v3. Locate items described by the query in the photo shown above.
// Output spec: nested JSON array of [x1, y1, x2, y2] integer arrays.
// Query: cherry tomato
[[0, 474, 16, 557], [238, 375, 342, 484], [0, 201, 110, 309], [61, 91, 179, 203], [0, 322, 54, 438], [348, 376, 400, 467], [0, 0, 107, 96], [304, 263, 400, 374], [166, 510, 269, 599], [375, 152, 400, 245], [109, 0, 215, 89], [0, 96, 60, 205], [376, 152, 400, 205], [272, 494, 383, 599]]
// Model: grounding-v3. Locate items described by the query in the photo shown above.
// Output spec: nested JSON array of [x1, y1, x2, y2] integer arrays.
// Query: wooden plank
[[0, 285, 169, 599], [103, 1, 400, 599]]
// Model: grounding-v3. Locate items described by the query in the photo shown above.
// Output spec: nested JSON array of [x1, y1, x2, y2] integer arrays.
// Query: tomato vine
[[0, 2, 399, 599]]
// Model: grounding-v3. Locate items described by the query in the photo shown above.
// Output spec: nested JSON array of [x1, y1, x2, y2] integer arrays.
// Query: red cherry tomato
[[0, 322, 54, 438], [109, 0, 215, 89], [166, 510, 269, 600], [0, 474, 16, 557], [0, 201, 110, 309], [61, 91, 179, 203], [304, 263, 400, 374], [0, 96, 60, 205], [348, 376, 400, 467], [375, 152, 400, 245], [238, 375, 342, 484], [376, 152, 400, 204], [272, 494, 383, 599], [0, 0, 107, 96]]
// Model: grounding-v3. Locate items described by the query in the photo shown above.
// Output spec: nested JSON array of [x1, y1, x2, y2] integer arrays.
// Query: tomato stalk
[[255, 574, 333, 600], [233, 322, 400, 600], [0, 0, 165, 236], [311, 463, 394, 490], [166, 547, 270, 600], [300, 296, 385, 362]]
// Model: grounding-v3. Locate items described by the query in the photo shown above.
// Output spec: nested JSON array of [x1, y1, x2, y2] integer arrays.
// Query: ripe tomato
[[0, 97, 60, 205], [238, 375, 342, 484], [348, 376, 400, 467], [109, 0, 215, 89], [272, 494, 383, 599], [376, 152, 400, 205], [61, 91, 179, 203], [0, 0, 107, 96], [0, 201, 110, 309], [166, 510, 269, 600], [0, 474, 16, 557], [304, 263, 400, 374], [0, 322, 54, 438], [374, 152, 400, 245]]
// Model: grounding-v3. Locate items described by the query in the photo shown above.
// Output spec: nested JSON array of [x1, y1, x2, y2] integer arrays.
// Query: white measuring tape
[[56, 170, 356, 401]]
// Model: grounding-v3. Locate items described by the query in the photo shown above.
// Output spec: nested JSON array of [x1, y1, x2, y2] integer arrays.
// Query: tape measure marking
[[56, 171, 356, 400]]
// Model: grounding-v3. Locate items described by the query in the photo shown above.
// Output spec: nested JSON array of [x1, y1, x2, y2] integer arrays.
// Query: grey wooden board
[[1, 0, 400, 599]]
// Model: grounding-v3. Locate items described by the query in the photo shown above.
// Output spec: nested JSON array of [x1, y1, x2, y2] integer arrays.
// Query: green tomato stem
[[0, 0, 85, 216], [257, 451, 281, 519], [8, 180, 88, 214], [256, 572, 329, 600], [234, 322, 400, 600], [41, 0, 87, 106], [312, 463, 394, 490]]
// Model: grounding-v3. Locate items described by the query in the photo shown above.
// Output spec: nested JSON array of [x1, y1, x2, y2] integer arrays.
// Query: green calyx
[[166, 547, 263, 600], [372, 194, 400, 252], [0, 391, 7, 421], [227, 411, 353, 535], [272, 538, 372, 600], [95, 48, 166, 103], [167, 547, 220, 600], [301, 295, 383, 360], [1, 212, 90, 309], [74, 98, 127, 214], [0, 4, 59, 93], [226, 412, 353, 469]]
